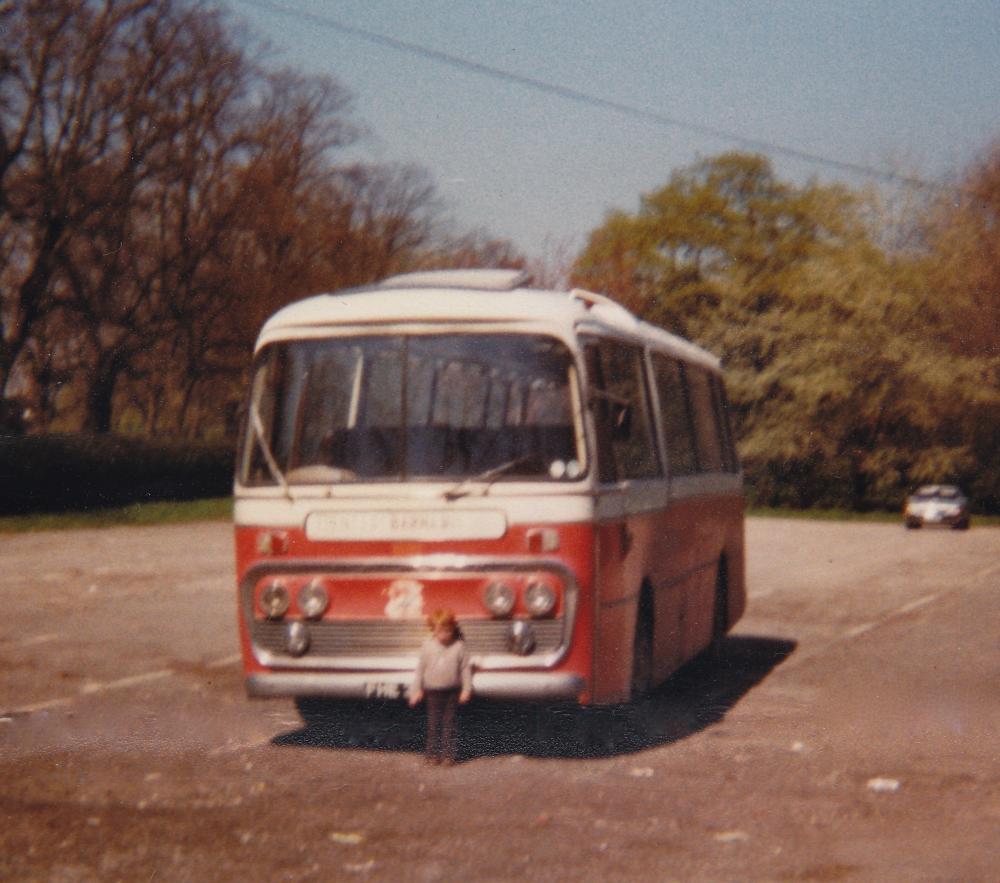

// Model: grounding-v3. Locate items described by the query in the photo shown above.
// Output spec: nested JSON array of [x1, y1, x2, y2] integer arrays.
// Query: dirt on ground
[[1, 517, 998, 881]]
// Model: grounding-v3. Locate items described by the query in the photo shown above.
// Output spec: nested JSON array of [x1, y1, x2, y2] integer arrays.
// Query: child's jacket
[[412, 637, 473, 693]]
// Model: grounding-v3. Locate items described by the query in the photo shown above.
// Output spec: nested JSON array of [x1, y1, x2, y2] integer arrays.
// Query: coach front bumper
[[246, 670, 586, 703]]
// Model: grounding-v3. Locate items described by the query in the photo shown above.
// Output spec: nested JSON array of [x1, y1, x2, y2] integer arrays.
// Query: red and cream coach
[[235, 269, 745, 706]]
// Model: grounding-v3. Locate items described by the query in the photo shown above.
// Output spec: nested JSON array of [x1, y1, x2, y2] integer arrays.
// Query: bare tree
[[0, 0, 122, 405], [423, 227, 526, 273], [0, 0, 359, 434], [1, 1, 523, 438], [0, 0, 200, 429], [319, 162, 443, 289], [130, 61, 355, 437]]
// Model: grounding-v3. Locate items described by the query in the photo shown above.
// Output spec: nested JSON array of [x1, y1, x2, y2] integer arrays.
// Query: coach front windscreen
[[239, 333, 585, 486]]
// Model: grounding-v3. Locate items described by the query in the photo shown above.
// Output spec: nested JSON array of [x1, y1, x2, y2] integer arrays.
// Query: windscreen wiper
[[442, 455, 536, 501]]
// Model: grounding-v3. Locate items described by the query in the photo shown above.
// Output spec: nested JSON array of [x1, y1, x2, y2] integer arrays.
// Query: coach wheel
[[709, 559, 729, 659], [630, 597, 654, 701]]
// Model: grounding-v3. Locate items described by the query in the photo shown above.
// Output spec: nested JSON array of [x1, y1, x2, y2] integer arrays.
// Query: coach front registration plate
[[364, 681, 407, 700], [306, 509, 507, 542]]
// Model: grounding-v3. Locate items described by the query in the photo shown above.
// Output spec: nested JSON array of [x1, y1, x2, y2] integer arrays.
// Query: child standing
[[409, 609, 472, 765]]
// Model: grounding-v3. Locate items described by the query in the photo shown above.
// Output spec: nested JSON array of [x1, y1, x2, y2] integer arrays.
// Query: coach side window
[[710, 374, 740, 473], [686, 365, 726, 473], [652, 354, 698, 476], [585, 341, 660, 482]]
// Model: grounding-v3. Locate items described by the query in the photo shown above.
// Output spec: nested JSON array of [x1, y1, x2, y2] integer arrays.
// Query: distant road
[[2, 519, 998, 880]]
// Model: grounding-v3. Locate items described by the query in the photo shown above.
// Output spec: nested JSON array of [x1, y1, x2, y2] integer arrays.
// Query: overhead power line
[[239, 0, 941, 191]]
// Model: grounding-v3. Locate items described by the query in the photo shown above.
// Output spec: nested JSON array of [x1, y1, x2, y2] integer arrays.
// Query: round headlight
[[484, 581, 516, 617], [524, 581, 556, 618], [298, 580, 329, 620], [259, 581, 290, 619]]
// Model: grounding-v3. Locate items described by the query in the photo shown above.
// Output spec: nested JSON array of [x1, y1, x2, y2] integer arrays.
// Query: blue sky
[[230, 0, 1000, 257]]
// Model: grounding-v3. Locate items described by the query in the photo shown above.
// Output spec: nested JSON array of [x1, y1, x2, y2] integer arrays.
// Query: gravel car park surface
[[1, 518, 998, 881]]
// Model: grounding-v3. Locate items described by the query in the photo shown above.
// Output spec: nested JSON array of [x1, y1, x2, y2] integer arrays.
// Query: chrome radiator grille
[[251, 617, 564, 659]]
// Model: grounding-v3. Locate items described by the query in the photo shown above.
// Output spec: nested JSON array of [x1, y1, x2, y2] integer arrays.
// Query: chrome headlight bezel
[[524, 581, 556, 618], [298, 580, 330, 620], [483, 581, 516, 617], [259, 581, 291, 619]]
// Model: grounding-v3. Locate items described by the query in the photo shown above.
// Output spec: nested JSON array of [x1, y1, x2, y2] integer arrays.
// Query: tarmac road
[[1, 517, 998, 881]]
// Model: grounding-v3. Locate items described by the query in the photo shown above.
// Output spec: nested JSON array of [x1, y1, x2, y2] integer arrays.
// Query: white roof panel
[[256, 272, 721, 370], [378, 268, 530, 290]]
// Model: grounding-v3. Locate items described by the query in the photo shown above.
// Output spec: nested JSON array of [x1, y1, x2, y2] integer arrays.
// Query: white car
[[904, 485, 970, 530]]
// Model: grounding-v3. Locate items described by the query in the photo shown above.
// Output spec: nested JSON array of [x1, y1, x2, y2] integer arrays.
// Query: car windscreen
[[239, 333, 583, 485], [912, 487, 962, 502]]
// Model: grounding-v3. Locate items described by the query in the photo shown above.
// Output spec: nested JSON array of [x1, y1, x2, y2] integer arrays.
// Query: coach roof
[[256, 269, 721, 370]]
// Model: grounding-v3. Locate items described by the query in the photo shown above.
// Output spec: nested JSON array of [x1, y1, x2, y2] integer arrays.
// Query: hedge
[[0, 434, 235, 515]]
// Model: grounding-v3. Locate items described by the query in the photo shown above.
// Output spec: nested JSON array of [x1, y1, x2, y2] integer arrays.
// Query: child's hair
[[426, 608, 458, 632]]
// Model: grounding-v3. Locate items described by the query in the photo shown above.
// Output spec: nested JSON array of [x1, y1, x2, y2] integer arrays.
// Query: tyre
[[709, 558, 729, 658], [630, 600, 654, 701]]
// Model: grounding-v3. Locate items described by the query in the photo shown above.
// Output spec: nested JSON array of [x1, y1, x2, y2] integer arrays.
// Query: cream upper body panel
[[254, 272, 720, 373]]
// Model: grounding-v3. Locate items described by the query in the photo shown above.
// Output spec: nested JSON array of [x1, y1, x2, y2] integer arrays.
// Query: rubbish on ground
[[866, 777, 901, 793], [714, 830, 750, 843], [330, 832, 365, 845]]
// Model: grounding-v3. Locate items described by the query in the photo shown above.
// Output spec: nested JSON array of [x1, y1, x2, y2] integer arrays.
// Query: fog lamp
[[259, 581, 290, 619], [298, 580, 330, 620], [484, 581, 516, 617], [524, 581, 556, 618], [508, 620, 537, 655], [285, 621, 310, 657]]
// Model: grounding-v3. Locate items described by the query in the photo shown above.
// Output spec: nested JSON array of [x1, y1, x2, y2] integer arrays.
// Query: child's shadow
[[273, 634, 796, 760]]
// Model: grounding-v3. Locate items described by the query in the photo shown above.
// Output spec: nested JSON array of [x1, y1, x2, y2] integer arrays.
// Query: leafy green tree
[[572, 152, 1000, 511], [920, 142, 1000, 510], [924, 143, 1000, 361]]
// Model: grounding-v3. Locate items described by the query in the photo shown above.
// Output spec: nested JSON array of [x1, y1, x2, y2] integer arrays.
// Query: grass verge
[[748, 506, 900, 523], [2, 498, 997, 533], [0, 497, 232, 533], [748, 506, 1000, 527]]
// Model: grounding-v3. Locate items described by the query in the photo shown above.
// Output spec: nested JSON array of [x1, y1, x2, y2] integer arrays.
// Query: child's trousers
[[424, 688, 459, 761]]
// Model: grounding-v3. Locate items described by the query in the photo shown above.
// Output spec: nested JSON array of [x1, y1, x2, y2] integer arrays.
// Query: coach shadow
[[273, 634, 796, 760]]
